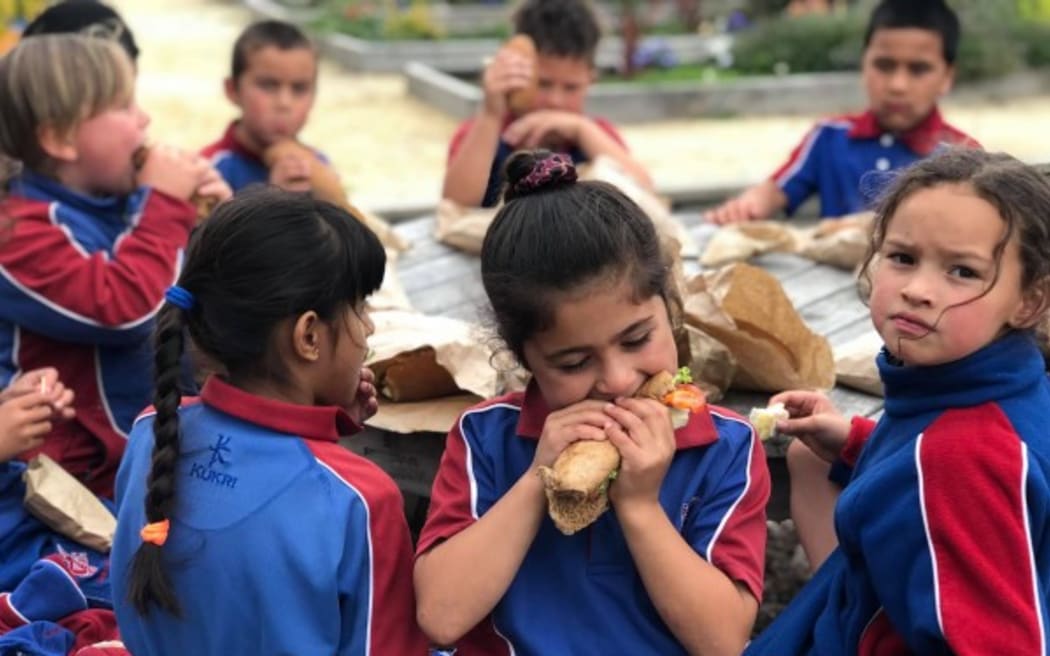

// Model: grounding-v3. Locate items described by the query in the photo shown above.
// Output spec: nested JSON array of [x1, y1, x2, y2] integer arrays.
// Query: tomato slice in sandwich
[[662, 384, 706, 413]]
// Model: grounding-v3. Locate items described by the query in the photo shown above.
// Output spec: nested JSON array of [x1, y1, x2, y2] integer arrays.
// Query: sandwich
[[503, 34, 537, 116], [749, 402, 789, 441], [131, 146, 217, 220], [537, 367, 706, 535]]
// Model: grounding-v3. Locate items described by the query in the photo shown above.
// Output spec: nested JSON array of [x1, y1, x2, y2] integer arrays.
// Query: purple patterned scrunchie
[[513, 153, 578, 195]]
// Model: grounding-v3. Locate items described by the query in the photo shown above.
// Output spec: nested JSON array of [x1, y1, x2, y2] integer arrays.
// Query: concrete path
[[116, 0, 1050, 213]]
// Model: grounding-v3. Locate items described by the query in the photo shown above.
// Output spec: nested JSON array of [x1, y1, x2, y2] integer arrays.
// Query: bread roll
[[504, 34, 538, 116]]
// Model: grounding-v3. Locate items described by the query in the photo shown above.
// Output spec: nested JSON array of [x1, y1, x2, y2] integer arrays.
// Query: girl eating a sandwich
[[414, 150, 770, 655]]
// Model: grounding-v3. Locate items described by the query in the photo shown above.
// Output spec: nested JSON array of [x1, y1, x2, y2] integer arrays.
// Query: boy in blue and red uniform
[[201, 20, 331, 194], [442, 0, 652, 208], [708, 0, 977, 224]]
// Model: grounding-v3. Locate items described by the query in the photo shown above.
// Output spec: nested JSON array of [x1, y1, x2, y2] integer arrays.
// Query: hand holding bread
[[481, 35, 537, 118], [765, 390, 850, 463]]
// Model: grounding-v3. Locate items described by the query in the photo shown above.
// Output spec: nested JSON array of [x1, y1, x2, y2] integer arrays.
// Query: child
[[201, 20, 326, 193], [21, 0, 139, 65], [110, 190, 427, 655], [708, 0, 977, 224], [0, 35, 228, 499], [415, 150, 770, 654], [747, 149, 1050, 654], [442, 0, 653, 208]]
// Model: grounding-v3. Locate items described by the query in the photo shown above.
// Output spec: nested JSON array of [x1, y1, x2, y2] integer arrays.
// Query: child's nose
[[900, 275, 934, 305], [595, 361, 638, 398]]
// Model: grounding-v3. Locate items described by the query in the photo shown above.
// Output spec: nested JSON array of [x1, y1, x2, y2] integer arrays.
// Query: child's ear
[[223, 77, 241, 106], [36, 125, 77, 162], [291, 310, 322, 362], [1010, 279, 1050, 329], [939, 64, 956, 97]]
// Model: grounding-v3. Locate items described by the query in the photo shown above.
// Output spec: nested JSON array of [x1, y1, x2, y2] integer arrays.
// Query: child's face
[[522, 276, 678, 410], [68, 97, 150, 196], [315, 303, 374, 410], [861, 28, 954, 134], [868, 183, 1033, 367], [532, 54, 594, 114], [225, 45, 317, 151]]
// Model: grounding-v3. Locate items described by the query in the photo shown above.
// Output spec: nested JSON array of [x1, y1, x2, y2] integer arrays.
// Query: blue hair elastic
[[165, 285, 195, 311]]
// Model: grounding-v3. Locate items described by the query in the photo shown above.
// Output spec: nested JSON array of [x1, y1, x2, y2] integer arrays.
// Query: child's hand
[[268, 153, 313, 193], [602, 398, 675, 510], [481, 46, 534, 118], [0, 391, 58, 462], [532, 400, 611, 471], [706, 181, 787, 225], [137, 146, 211, 201], [503, 110, 583, 150], [346, 367, 379, 425], [195, 167, 233, 207], [769, 390, 849, 463], [0, 368, 75, 421]]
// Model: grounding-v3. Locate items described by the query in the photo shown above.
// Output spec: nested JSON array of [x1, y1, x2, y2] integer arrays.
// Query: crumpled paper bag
[[366, 310, 500, 434], [367, 249, 413, 312], [833, 332, 884, 397], [701, 212, 874, 271], [23, 454, 115, 553], [683, 263, 835, 392], [434, 156, 698, 259], [679, 324, 736, 401]]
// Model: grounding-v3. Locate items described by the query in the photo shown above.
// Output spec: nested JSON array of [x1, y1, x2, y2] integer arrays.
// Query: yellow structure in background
[[1019, 0, 1050, 20], [1, 0, 45, 53]]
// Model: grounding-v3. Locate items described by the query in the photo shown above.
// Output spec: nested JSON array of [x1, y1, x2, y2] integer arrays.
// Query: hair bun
[[503, 150, 578, 202]]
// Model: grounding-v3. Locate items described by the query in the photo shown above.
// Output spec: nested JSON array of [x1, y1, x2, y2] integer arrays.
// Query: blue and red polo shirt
[[200, 121, 328, 193], [418, 382, 770, 655], [447, 114, 627, 208], [746, 331, 1050, 655], [111, 377, 427, 656], [771, 107, 979, 218]]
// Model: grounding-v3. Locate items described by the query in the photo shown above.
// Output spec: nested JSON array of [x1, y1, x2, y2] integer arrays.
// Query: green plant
[[730, 13, 865, 75]]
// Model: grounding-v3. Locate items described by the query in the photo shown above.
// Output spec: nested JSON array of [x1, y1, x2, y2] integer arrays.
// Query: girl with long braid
[[109, 189, 427, 655]]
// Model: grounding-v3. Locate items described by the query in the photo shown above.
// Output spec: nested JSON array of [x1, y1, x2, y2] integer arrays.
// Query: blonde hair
[[0, 34, 134, 173]]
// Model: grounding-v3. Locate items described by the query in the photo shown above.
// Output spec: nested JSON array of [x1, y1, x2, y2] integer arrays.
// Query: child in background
[[708, 0, 977, 224], [415, 151, 769, 654], [110, 190, 427, 656], [0, 35, 228, 499], [748, 149, 1050, 654], [443, 0, 652, 208], [20, 0, 139, 65], [201, 20, 329, 193]]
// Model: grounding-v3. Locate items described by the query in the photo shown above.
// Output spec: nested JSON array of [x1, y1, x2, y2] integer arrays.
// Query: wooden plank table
[[344, 212, 884, 524]]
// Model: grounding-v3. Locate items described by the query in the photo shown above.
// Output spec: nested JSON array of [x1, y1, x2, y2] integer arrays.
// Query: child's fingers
[[602, 402, 647, 446], [11, 391, 53, 411], [359, 367, 376, 384], [603, 420, 638, 457], [24, 420, 52, 439]]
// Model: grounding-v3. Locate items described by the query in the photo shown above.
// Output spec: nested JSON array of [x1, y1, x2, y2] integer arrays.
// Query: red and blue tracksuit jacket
[[0, 172, 196, 498], [418, 382, 770, 655], [111, 377, 428, 655], [770, 107, 978, 218], [747, 331, 1050, 655]]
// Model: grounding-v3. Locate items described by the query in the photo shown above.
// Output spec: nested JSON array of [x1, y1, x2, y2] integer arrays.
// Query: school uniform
[[110, 377, 427, 656], [201, 121, 327, 192], [447, 114, 627, 208], [771, 107, 978, 218], [0, 172, 196, 498], [746, 331, 1050, 655], [418, 382, 770, 655]]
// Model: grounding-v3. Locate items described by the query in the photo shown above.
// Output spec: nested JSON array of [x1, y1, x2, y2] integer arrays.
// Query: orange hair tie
[[140, 519, 171, 546]]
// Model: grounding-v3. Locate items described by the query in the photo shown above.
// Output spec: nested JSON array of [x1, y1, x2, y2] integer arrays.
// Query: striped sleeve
[[687, 411, 771, 602], [308, 442, 428, 656], [915, 404, 1046, 655], [0, 192, 194, 346], [416, 412, 485, 556], [770, 124, 824, 216]]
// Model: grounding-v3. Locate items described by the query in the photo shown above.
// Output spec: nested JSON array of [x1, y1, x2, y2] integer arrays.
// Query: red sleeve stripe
[[917, 416, 1046, 654], [313, 458, 375, 655], [704, 410, 755, 563]]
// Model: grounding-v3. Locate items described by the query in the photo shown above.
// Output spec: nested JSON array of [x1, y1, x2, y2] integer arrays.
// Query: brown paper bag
[[833, 332, 884, 396], [367, 249, 413, 312], [23, 454, 115, 553], [434, 199, 497, 255], [684, 264, 835, 392], [700, 222, 800, 267], [680, 324, 736, 402], [797, 212, 873, 271]]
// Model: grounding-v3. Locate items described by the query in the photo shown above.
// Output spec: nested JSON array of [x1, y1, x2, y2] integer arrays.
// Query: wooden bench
[[344, 212, 884, 525]]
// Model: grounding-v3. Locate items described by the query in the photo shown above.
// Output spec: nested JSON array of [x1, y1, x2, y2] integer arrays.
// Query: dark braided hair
[[483, 150, 672, 366], [125, 188, 385, 616]]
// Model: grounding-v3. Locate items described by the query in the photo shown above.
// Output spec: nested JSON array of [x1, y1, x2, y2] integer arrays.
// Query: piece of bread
[[131, 146, 216, 220], [504, 34, 537, 116], [749, 402, 789, 441], [537, 440, 621, 535]]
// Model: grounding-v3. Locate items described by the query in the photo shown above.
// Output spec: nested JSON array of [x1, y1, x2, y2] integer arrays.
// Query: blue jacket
[[111, 377, 428, 655], [747, 332, 1050, 655]]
